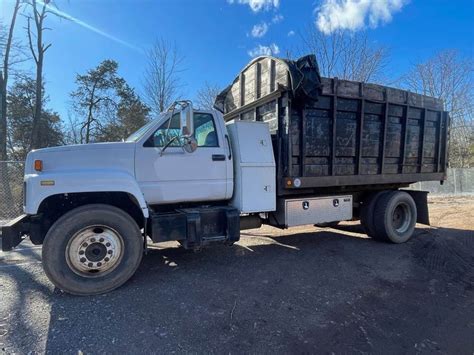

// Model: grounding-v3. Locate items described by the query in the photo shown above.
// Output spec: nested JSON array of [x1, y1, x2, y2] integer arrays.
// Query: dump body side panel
[[288, 78, 449, 190], [216, 55, 449, 195]]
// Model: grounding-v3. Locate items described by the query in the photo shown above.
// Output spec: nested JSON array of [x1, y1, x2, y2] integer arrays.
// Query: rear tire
[[42, 204, 143, 295], [360, 191, 389, 239], [373, 191, 417, 243]]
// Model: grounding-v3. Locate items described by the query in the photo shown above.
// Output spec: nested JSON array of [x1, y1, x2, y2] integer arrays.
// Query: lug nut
[[79, 250, 85, 255], [88, 262, 93, 267], [97, 262, 102, 267], [80, 257, 86, 262], [107, 250, 113, 255], [99, 238, 104, 242], [82, 243, 88, 248], [106, 243, 111, 247], [90, 238, 96, 242], [104, 257, 109, 262]]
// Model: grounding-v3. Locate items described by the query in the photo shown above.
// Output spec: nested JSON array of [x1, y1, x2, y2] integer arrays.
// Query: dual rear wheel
[[360, 190, 417, 243]]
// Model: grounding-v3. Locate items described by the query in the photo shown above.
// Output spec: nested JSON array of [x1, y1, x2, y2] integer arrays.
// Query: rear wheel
[[360, 191, 389, 239], [42, 204, 143, 295], [373, 191, 417, 243]]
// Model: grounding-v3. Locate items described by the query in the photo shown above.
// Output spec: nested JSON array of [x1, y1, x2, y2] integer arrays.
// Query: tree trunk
[[1, 0, 21, 217], [1, 0, 21, 160], [31, 53, 43, 149], [29, 0, 49, 151]]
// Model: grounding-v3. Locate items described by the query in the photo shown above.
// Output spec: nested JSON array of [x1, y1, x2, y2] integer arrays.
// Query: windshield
[[125, 116, 162, 142]]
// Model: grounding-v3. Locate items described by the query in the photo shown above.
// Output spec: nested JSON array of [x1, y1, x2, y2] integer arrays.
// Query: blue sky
[[1, 0, 473, 119]]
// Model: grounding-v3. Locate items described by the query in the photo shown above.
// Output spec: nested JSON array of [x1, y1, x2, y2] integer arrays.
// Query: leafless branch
[[299, 26, 389, 84], [143, 38, 185, 114], [404, 50, 474, 167], [26, 17, 38, 64], [195, 82, 221, 110]]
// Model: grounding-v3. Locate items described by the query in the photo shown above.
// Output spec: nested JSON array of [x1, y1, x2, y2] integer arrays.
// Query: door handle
[[212, 154, 226, 161]]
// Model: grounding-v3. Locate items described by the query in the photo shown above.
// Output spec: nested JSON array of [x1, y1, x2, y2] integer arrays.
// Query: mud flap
[[404, 190, 430, 225]]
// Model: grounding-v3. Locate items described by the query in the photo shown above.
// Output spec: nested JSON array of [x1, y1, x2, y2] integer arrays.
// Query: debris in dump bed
[[214, 54, 323, 113]]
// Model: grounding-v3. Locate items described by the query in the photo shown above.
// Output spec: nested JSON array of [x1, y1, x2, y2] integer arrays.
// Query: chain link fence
[[0, 161, 25, 226]]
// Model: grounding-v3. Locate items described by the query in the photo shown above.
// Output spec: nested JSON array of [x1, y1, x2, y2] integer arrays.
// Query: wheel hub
[[392, 203, 410, 233], [66, 226, 123, 277], [84, 243, 107, 262]]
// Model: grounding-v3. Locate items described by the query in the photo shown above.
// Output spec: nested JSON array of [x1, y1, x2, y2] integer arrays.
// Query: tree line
[[1, 1, 472, 167]]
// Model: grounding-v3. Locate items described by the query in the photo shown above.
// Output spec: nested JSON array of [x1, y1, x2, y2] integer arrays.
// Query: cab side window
[[145, 113, 181, 147], [145, 112, 218, 148], [194, 113, 218, 147]]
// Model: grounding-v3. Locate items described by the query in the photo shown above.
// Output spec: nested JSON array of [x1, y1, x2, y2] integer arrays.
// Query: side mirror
[[182, 136, 198, 153], [180, 104, 193, 137]]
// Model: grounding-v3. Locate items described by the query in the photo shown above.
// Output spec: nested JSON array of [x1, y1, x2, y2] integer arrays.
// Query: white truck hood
[[25, 142, 136, 176]]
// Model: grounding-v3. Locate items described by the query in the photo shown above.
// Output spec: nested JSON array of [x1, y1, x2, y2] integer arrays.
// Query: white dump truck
[[0, 55, 449, 295]]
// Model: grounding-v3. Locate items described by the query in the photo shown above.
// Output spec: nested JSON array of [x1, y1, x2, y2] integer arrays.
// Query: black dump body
[[215, 55, 449, 196]]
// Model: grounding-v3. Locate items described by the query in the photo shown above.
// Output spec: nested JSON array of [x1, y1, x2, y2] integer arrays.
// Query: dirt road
[[1, 196, 473, 353]]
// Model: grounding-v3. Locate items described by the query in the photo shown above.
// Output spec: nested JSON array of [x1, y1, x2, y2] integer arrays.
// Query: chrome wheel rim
[[66, 225, 124, 278]]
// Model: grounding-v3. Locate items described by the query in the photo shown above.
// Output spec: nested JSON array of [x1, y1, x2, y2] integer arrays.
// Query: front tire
[[42, 204, 143, 295]]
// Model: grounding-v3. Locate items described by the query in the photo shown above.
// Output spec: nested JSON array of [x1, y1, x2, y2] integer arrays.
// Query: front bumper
[[0, 214, 29, 251]]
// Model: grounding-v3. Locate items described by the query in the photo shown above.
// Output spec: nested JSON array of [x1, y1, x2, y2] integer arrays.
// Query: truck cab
[[132, 106, 233, 205]]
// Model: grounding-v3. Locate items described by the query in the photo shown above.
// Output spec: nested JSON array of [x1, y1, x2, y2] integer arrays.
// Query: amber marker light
[[34, 160, 43, 172]]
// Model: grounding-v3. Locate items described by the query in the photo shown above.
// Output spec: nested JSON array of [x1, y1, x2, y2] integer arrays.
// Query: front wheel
[[42, 204, 143, 295]]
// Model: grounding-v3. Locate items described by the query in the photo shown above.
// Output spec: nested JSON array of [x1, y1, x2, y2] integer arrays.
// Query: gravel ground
[[0, 196, 473, 354]]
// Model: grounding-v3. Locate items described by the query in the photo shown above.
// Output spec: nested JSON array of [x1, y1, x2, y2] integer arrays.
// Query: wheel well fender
[[24, 171, 149, 218]]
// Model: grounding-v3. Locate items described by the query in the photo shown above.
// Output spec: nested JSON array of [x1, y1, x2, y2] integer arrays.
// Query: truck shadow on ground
[[2, 224, 473, 353]]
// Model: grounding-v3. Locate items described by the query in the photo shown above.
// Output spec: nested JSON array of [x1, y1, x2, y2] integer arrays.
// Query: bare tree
[[405, 50, 474, 168], [195, 82, 221, 110], [25, 0, 54, 150], [0, 0, 22, 162], [300, 27, 389, 83], [144, 38, 184, 114], [0, 1, 22, 212]]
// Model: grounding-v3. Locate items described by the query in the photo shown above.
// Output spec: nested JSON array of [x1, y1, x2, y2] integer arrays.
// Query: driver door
[[135, 112, 229, 205]]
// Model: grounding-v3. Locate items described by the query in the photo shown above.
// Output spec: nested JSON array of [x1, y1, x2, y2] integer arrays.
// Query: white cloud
[[316, 0, 408, 34], [287, 30, 295, 37], [251, 22, 269, 38], [249, 14, 283, 38], [272, 14, 284, 23], [227, 0, 280, 12], [248, 43, 280, 57]]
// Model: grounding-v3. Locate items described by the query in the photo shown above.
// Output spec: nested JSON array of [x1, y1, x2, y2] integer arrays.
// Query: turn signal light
[[34, 160, 43, 172]]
